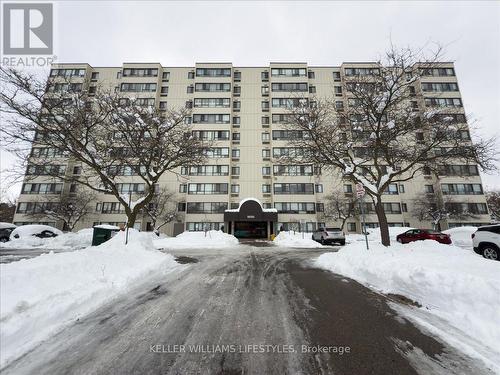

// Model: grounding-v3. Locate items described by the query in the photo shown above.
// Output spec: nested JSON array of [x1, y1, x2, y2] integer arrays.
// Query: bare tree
[[321, 191, 360, 231], [141, 187, 178, 234], [486, 190, 500, 222], [25, 190, 96, 231], [282, 44, 496, 245], [411, 192, 480, 230], [0, 188, 16, 223], [0, 67, 209, 228]]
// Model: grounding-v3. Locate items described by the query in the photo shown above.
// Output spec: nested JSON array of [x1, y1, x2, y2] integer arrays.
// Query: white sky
[[1, 0, 499, 199]]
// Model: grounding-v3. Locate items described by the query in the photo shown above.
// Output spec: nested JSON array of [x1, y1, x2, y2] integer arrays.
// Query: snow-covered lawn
[[0, 230, 182, 368], [315, 239, 500, 371], [0, 228, 93, 250], [153, 230, 239, 249], [346, 226, 414, 244], [443, 226, 477, 249], [273, 231, 324, 248]]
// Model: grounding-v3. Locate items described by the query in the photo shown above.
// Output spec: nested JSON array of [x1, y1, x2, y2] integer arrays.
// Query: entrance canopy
[[224, 198, 277, 222]]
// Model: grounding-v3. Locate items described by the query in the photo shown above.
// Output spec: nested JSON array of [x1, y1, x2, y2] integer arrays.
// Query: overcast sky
[[1, 0, 499, 199]]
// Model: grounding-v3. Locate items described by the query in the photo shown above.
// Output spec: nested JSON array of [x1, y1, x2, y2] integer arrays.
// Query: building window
[[316, 203, 325, 212], [179, 184, 187, 193], [192, 130, 230, 140], [441, 183, 483, 195], [187, 85, 194, 93], [274, 183, 314, 194], [332, 71, 341, 81], [194, 98, 230, 108], [308, 71, 315, 79], [233, 117, 241, 125], [262, 149, 271, 158], [344, 184, 353, 193], [188, 71, 195, 79], [271, 68, 307, 77], [315, 184, 323, 193], [271, 83, 308, 92], [91, 72, 99, 80], [120, 83, 157, 92], [231, 184, 240, 194], [232, 149, 240, 158], [73, 166, 82, 175], [402, 203, 408, 212], [196, 68, 231, 77], [262, 133, 270, 143], [232, 133, 240, 141], [177, 202, 186, 211], [274, 202, 316, 214], [188, 183, 229, 195], [262, 167, 271, 176], [262, 116, 270, 125], [122, 68, 158, 77], [162, 71, 170, 81], [424, 185, 434, 194], [399, 184, 405, 193], [193, 114, 230, 124], [261, 71, 269, 81], [347, 222, 357, 232], [231, 166, 240, 175], [195, 83, 231, 92], [262, 184, 271, 193]]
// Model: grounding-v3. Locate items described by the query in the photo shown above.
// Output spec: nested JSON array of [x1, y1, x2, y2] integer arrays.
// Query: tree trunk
[[126, 210, 137, 228], [374, 198, 390, 246]]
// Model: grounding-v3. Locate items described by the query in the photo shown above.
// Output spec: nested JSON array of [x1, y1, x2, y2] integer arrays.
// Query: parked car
[[0, 222, 17, 243], [9, 224, 63, 241], [472, 224, 500, 261], [396, 229, 451, 245], [312, 227, 346, 245]]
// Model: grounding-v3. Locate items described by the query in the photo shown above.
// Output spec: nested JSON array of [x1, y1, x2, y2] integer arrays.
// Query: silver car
[[312, 227, 346, 245]]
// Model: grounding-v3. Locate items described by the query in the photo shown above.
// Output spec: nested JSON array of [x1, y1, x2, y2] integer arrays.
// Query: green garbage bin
[[92, 225, 120, 246]]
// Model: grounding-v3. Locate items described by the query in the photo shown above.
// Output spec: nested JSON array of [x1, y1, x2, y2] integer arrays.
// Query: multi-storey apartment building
[[12, 62, 491, 237]]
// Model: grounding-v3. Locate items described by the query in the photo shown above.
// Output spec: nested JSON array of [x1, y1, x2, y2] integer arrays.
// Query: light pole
[[356, 183, 369, 250]]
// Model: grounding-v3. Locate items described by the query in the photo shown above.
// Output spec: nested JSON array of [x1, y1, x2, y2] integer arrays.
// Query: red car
[[396, 229, 452, 245]]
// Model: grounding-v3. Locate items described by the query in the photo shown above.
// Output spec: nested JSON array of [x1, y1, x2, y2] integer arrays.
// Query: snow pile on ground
[[346, 227, 414, 244], [443, 226, 477, 249], [1, 228, 93, 250], [0, 222, 16, 229], [153, 230, 239, 249], [273, 231, 323, 248], [315, 240, 500, 367], [0, 229, 181, 368]]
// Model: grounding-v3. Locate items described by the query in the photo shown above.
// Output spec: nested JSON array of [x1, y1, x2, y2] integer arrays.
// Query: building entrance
[[233, 221, 267, 239]]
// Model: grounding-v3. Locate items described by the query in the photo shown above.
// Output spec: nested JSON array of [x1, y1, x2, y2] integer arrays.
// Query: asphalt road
[[1, 243, 494, 375]]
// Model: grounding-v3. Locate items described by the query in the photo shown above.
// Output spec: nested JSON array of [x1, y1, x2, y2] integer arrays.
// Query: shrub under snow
[[153, 230, 239, 249]]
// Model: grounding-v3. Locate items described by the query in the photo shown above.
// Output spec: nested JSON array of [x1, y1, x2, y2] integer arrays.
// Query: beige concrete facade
[[13, 62, 491, 235]]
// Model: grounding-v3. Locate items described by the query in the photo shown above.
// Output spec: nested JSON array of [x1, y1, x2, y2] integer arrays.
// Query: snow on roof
[[93, 224, 121, 230], [0, 222, 17, 229], [224, 197, 278, 213]]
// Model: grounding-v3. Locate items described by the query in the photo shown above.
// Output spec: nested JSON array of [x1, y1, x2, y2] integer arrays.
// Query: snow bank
[[1, 228, 93, 250], [443, 226, 476, 249], [273, 231, 323, 248], [153, 230, 239, 249], [0, 229, 181, 368], [0, 222, 16, 230], [315, 240, 500, 367], [346, 227, 413, 244]]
